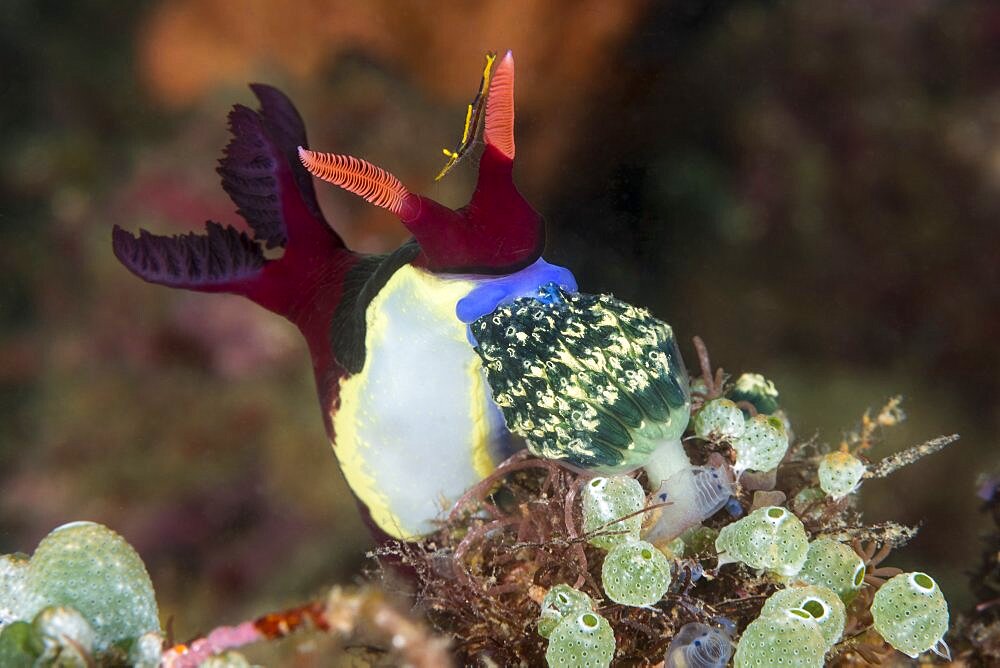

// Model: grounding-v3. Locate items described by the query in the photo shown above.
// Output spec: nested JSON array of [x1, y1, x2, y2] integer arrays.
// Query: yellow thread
[[460, 104, 474, 144], [435, 52, 497, 181]]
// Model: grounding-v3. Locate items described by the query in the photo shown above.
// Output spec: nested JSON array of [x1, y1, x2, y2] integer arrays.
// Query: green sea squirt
[[714, 506, 809, 576], [871, 571, 950, 659], [0, 521, 162, 666]]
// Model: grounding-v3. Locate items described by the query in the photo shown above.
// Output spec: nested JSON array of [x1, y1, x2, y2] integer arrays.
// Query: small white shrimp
[[664, 622, 734, 668], [644, 465, 734, 546]]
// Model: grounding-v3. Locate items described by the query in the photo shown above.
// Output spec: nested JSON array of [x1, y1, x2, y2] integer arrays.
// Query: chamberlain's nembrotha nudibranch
[[113, 51, 730, 541]]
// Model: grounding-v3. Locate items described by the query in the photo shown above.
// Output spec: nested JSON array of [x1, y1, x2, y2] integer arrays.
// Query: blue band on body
[[456, 258, 577, 345]]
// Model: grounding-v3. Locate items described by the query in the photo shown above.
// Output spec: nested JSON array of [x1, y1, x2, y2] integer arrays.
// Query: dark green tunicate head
[[472, 284, 689, 472], [726, 373, 780, 415]]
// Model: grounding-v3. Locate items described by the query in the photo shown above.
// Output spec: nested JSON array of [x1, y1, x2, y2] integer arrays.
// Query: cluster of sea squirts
[[535, 374, 951, 667], [0, 377, 953, 667], [0, 521, 163, 667]]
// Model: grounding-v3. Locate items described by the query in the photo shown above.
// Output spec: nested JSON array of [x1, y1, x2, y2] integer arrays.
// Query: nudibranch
[[113, 51, 727, 542]]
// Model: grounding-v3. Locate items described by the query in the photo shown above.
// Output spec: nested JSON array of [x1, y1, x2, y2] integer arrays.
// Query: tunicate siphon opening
[[913, 572, 935, 590], [767, 507, 785, 519], [853, 564, 866, 587], [801, 599, 826, 619], [641, 548, 653, 560], [581, 613, 599, 628]]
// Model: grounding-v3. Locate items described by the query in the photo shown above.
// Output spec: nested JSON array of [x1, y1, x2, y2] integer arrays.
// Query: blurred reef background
[[0, 0, 997, 659]]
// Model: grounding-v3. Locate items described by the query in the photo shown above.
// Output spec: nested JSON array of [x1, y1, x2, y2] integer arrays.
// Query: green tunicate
[[715, 506, 809, 576], [726, 373, 780, 415], [129, 631, 165, 668], [689, 377, 709, 397], [545, 611, 615, 668], [24, 522, 160, 651], [871, 572, 950, 659], [731, 414, 789, 475], [473, 285, 690, 472], [663, 536, 686, 559], [538, 584, 596, 639], [581, 476, 645, 550], [760, 585, 846, 648], [791, 486, 825, 509], [601, 540, 672, 607], [796, 538, 866, 603], [33, 606, 96, 668], [734, 608, 826, 667], [0, 554, 32, 628], [678, 525, 719, 557], [0, 621, 43, 668], [818, 451, 866, 500], [694, 398, 745, 442]]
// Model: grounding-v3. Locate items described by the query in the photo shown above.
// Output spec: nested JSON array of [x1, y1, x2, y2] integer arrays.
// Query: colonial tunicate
[[731, 415, 789, 475], [23, 522, 160, 651], [714, 506, 809, 576], [727, 373, 780, 415], [545, 611, 615, 668], [733, 608, 826, 667], [694, 398, 745, 442], [790, 486, 826, 520], [581, 476, 646, 550], [760, 585, 846, 649], [537, 584, 596, 639], [601, 540, 672, 607], [129, 631, 166, 668], [198, 651, 255, 668], [796, 538, 866, 603], [33, 606, 96, 667], [0, 554, 31, 629], [871, 572, 950, 659], [818, 451, 866, 500]]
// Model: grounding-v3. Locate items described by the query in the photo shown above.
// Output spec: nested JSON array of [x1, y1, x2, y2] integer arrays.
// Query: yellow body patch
[[331, 264, 501, 539]]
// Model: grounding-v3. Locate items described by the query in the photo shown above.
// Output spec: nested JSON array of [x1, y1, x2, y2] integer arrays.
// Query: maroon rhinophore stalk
[[113, 84, 359, 418], [298, 51, 544, 274]]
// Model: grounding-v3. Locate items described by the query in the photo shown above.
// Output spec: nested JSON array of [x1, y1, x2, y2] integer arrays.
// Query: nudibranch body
[[113, 53, 576, 540], [113, 52, 713, 541]]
